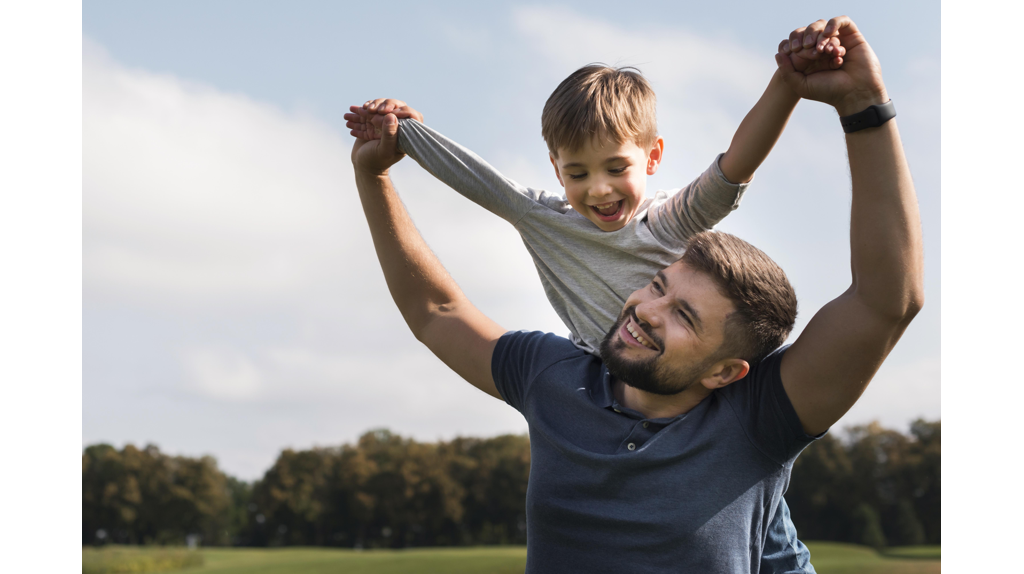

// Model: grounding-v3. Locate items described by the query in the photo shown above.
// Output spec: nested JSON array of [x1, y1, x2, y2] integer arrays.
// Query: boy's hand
[[350, 113, 405, 176], [774, 16, 888, 117], [344, 98, 424, 141], [779, 19, 846, 75]]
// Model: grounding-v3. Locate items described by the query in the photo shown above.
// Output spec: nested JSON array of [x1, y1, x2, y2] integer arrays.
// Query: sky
[[81, 0, 941, 481]]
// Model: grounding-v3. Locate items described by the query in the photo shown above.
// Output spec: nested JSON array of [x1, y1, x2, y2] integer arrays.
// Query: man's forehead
[[658, 262, 735, 316]]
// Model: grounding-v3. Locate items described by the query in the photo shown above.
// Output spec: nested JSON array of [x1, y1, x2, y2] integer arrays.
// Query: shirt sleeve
[[719, 347, 822, 465], [760, 497, 817, 574], [491, 330, 580, 413], [645, 154, 749, 245], [396, 118, 540, 224]]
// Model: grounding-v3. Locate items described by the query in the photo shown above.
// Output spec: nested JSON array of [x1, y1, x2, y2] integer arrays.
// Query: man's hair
[[679, 231, 798, 365], [541, 64, 658, 156]]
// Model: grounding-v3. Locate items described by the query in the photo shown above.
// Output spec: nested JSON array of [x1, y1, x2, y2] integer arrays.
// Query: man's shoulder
[[495, 330, 591, 365], [715, 345, 819, 465], [492, 330, 601, 412], [717, 346, 788, 400]]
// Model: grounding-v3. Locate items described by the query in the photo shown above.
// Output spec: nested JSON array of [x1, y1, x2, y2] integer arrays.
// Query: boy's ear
[[646, 137, 665, 176], [549, 153, 565, 187]]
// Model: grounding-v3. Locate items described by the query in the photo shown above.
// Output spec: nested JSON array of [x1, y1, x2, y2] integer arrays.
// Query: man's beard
[[599, 306, 714, 396]]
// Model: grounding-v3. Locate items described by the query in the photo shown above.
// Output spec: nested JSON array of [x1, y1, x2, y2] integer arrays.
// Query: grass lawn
[[806, 542, 941, 574], [84, 543, 939, 573]]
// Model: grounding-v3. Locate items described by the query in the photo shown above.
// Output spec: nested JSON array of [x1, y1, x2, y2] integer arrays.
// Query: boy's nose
[[590, 181, 614, 199]]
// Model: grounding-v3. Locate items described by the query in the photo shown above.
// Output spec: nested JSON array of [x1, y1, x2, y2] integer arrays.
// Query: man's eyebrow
[[655, 270, 704, 332]]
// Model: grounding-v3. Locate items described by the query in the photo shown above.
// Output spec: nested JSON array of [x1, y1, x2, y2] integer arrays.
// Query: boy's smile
[[550, 136, 664, 232]]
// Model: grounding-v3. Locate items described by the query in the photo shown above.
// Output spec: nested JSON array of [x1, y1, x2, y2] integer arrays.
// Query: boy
[[346, 28, 844, 572]]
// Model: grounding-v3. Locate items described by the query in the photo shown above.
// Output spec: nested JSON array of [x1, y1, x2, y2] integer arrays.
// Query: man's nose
[[635, 300, 662, 328]]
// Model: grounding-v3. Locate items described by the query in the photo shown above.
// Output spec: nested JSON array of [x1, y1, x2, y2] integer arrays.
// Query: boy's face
[[550, 136, 664, 232]]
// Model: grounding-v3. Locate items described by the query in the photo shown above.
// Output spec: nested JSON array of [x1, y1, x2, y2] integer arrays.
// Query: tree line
[[83, 420, 938, 548]]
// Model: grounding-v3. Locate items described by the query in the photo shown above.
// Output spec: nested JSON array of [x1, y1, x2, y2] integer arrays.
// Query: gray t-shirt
[[492, 330, 818, 573], [397, 118, 748, 354]]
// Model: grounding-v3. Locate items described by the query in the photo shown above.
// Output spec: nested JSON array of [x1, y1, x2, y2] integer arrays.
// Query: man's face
[[600, 261, 736, 395], [550, 136, 664, 232]]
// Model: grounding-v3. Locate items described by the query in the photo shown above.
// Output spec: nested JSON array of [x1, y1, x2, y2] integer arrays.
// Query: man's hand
[[344, 98, 424, 141], [350, 112, 405, 176], [779, 19, 846, 75], [775, 16, 888, 116]]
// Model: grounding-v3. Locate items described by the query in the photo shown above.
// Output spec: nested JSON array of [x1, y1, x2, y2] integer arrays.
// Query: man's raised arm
[[775, 16, 925, 436], [352, 114, 506, 399]]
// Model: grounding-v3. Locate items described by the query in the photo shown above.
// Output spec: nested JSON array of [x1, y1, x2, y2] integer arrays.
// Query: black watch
[[839, 100, 896, 133]]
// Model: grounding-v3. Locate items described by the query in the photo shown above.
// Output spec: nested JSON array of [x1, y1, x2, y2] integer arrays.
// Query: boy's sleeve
[[396, 119, 539, 224], [645, 154, 750, 245]]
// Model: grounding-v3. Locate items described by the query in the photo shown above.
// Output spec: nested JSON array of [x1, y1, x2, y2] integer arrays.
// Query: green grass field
[[83, 542, 940, 573]]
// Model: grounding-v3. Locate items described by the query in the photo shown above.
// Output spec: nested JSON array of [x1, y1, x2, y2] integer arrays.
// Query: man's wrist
[[834, 88, 889, 118]]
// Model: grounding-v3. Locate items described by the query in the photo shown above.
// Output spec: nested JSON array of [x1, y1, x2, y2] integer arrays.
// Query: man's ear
[[647, 137, 665, 176], [699, 358, 750, 390], [549, 153, 565, 187]]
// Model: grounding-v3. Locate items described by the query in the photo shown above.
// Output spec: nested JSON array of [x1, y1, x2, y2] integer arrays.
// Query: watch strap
[[839, 100, 896, 133]]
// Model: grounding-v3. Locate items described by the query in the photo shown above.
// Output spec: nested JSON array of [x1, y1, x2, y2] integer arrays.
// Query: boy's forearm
[[396, 119, 533, 222], [355, 169, 466, 336], [719, 70, 800, 184]]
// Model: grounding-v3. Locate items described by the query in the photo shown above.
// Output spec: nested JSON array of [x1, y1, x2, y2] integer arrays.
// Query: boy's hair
[[679, 231, 798, 365], [541, 64, 658, 156]]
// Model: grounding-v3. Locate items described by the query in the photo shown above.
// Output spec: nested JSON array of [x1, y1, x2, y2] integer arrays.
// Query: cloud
[[84, 40, 357, 309], [83, 37, 563, 416], [512, 5, 766, 96]]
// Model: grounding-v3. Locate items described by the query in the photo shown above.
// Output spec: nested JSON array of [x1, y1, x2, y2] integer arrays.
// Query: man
[[351, 16, 922, 573]]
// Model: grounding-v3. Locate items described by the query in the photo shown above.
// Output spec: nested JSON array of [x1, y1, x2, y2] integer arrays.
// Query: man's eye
[[677, 310, 695, 329], [650, 282, 662, 293]]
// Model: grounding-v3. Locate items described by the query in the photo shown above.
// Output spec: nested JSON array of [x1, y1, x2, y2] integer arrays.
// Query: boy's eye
[[609, 167, 627, 175], [568, 173, 587, 180]]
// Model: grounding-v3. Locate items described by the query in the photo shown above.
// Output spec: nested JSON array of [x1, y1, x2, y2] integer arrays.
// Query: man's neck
[[613, 378, 712, 420]]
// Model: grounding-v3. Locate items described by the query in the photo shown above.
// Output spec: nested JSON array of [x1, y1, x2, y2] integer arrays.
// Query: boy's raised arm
[[346, 99, 539, 224], [352, 114, 506, 399], [717, 19, 844, 184]]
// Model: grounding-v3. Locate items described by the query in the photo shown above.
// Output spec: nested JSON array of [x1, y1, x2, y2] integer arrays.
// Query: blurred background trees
[[83, 420, 937, 548], [787, 419, 941, 546]]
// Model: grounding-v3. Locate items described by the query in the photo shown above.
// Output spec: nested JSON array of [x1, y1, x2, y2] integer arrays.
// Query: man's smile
[[621, 317, 659, 351]]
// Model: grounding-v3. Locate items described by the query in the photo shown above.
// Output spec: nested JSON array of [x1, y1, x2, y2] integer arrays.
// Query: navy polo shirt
[[492, 330, 819, 574]]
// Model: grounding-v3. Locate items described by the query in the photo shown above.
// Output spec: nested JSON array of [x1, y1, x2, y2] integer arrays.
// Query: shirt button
[[627, 443, 636, 451], [642, 422, 649, 428]]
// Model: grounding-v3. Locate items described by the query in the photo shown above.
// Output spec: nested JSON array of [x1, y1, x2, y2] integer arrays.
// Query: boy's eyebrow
[[655, 270, 704, 333], [560, 155, 633, 169]]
